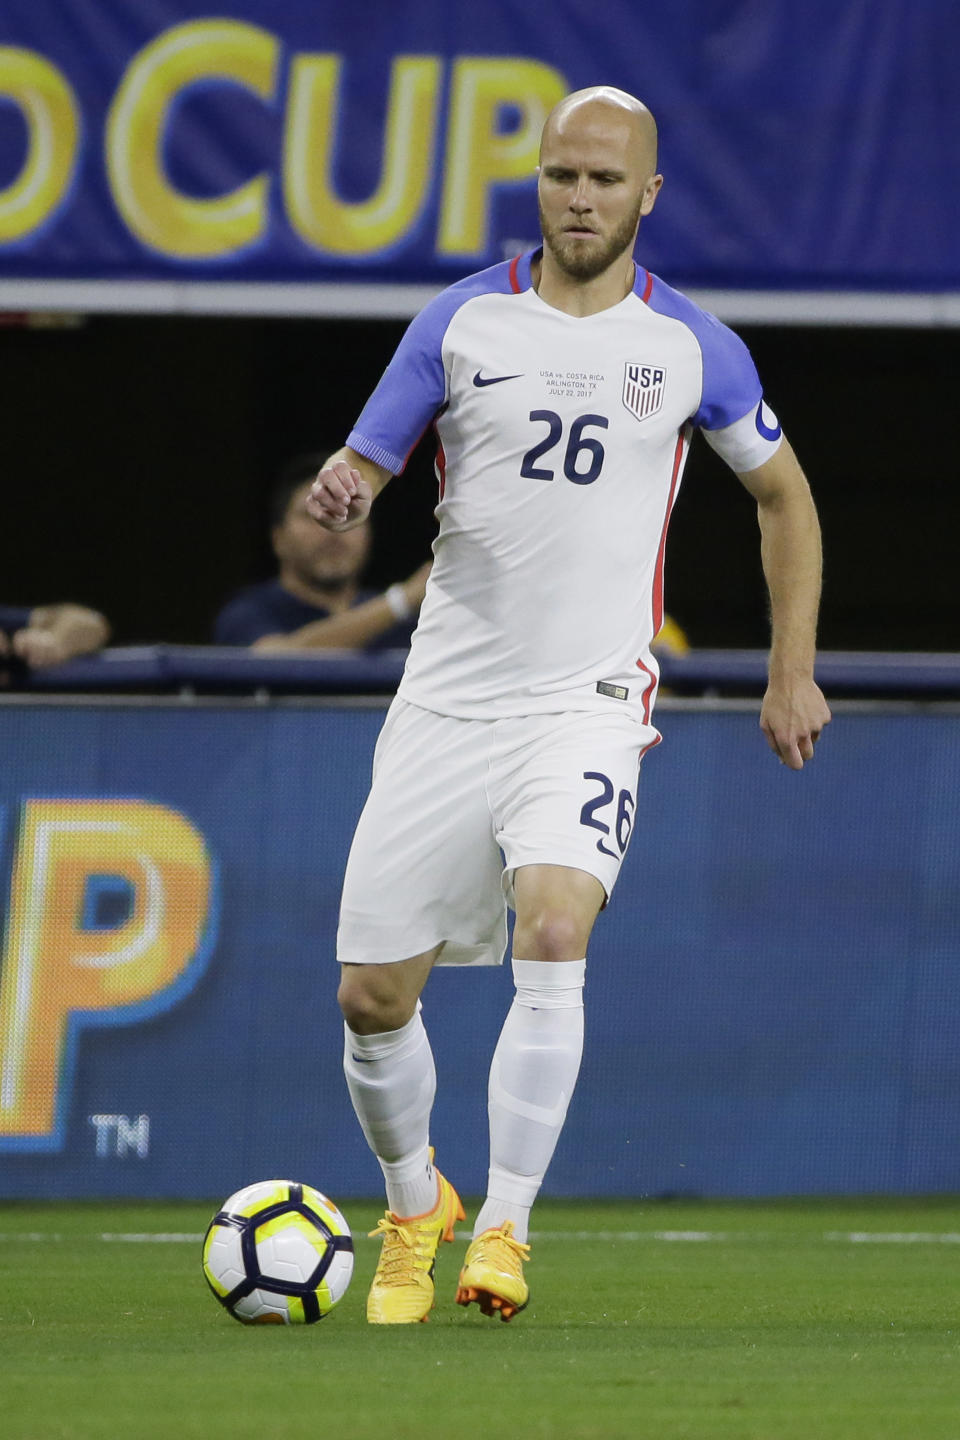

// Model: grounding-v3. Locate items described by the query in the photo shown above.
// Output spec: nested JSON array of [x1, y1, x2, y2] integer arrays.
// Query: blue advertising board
[[0, 0, 956, 315], [1, 697, 958, 1200]]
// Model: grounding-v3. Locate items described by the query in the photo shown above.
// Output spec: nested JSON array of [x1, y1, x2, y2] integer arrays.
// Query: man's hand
[[760, 676, 832, 771], [306, 461, 374, 531], [12, 626, 70, 668]]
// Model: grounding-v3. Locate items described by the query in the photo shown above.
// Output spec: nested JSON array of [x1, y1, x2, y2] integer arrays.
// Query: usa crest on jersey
[[622, 363, 666, 422]]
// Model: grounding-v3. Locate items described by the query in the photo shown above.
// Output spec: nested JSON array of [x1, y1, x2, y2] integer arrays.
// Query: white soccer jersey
[[347, 250, 782, 722]]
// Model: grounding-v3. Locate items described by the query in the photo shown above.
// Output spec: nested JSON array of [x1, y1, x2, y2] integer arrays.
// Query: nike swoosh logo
[[473, 370, 523, 387]]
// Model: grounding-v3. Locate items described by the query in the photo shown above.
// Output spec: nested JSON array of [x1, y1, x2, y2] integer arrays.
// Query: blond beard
[[538, 194, 645, 282]]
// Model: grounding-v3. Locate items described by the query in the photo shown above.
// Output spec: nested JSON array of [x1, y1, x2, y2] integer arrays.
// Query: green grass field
[[3, 1196, 958, 1440]]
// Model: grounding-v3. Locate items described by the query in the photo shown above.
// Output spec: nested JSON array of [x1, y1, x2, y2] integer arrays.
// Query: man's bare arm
[[305, 446, 392, 531], [737, 437, 832, 770], [13, 603, 111, 667], [252, 562, 431, 653]]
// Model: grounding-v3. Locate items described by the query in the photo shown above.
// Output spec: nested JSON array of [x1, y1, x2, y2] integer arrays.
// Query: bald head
[[542, 87, 659, 178], [536, 86, 663, 290], [538, 86, 664, 289]]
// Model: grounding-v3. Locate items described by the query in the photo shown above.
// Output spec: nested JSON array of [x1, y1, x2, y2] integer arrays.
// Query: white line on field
[[100, 1232, 203, 1243], [0, 1232, 62, 1242], [824, 1231, 960, 1244], [528, 1230, 727, 1241], [3, 1228, 960, 1245]]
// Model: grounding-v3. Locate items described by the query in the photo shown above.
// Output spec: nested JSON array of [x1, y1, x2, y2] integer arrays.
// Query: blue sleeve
[[348, 261, 516, 474], [0, 606, 32, 634], [212, 596, 269, 645], [646, 276, 763, 430], [691, 314, 763, 431], [365, 617, 416, 651]]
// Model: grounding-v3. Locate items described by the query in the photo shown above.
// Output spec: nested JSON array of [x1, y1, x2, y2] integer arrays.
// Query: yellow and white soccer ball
[[202, 1180, 354, 1324]]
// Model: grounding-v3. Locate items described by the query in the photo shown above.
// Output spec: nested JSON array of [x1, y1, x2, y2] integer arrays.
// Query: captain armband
[[701, 397, 783, 473]]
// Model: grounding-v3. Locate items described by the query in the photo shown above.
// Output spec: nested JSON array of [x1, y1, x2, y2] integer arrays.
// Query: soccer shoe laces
[[487, 1221, 531, 1267], [368, 1216, 434, 1285], [456, 1219, 532, 1321]]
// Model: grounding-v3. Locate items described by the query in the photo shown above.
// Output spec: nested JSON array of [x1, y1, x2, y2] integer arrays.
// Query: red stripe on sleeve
[[397, 424, 431, 474], [635, 657, 658, 726], [433, 423, 446, 501], [650, 428, 687, 636]]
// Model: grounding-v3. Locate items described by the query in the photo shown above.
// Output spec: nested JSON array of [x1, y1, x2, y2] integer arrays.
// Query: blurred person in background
[[0, 602, 110, 677], [651, 612, 689, 659], [213, 453, 430, 652]]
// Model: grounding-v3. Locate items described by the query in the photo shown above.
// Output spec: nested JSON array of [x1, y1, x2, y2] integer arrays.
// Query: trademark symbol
[[89, 1114, 150, 1157]]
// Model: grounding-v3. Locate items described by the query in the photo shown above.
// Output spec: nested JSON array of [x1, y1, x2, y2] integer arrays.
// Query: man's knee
[[337, 952, 437, 1034], [337, 972, 407, 1033], [512, 865, 604, 962], [513, 909, 588, 964]]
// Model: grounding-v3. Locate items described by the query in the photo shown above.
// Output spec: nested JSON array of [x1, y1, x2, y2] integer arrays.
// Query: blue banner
[[1, 699, 958, 1200], [0, 0, 955, 295]]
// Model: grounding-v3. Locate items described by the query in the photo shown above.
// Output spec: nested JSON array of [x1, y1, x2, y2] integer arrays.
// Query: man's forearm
[[252, 591, 410, 653], [757, 484, 823, 680]]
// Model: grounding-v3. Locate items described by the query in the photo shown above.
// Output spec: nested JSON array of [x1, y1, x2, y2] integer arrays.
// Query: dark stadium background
[[2, 315, 954, 652]]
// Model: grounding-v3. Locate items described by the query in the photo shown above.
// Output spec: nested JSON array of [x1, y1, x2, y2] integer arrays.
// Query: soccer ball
[[202, 1180, 354, 1324]]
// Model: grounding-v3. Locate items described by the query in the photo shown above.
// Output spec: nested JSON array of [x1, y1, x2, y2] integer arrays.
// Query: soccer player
[[307, 86, 831, 1324]]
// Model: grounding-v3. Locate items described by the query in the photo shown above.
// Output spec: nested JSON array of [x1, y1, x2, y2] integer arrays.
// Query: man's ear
[[640, 173, 663, 217]]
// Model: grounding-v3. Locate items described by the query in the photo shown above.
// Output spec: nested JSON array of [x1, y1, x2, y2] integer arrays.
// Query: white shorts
[[336, 699, 660, 967]]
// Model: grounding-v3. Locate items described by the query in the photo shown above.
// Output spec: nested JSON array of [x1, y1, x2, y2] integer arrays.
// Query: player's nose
[[569, 184, 592, 212]]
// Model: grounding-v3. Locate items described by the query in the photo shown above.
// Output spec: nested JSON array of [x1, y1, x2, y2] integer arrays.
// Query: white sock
[[342, 1008, 438, 1218], [473, 958, 586, 1244]]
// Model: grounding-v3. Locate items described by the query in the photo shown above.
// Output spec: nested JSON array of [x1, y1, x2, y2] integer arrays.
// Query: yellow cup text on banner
[[105, 19, 278, 259], [438, 58, 567, 255], [284, 54, 441, 256], [0, 47, 80, 243]]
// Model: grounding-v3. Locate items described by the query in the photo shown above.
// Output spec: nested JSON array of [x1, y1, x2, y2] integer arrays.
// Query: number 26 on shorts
[[579, 771, 635, 858]]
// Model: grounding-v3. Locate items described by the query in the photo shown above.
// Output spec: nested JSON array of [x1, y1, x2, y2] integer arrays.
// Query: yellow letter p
[[0, 800, 214, 1149], [438, 58, 567, 255]]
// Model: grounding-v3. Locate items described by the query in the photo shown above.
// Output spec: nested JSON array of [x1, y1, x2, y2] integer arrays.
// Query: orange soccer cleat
[[366, 1166, 465, 1324], [455, 1220, 530, 1322]]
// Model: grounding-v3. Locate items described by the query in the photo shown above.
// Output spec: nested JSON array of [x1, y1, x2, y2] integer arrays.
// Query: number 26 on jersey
[[521, 412, 608, 485]]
